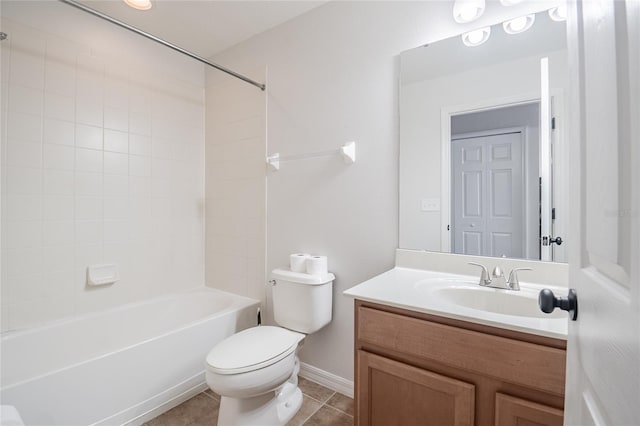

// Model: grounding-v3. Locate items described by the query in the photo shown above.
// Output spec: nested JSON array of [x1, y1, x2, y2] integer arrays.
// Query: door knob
[[538, 288, 578, 320], [550, 236, 563, 245], [542, 236, 563, 246]]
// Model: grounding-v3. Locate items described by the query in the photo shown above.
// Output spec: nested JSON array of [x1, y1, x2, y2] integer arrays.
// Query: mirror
[[399, 9, 568, 262]]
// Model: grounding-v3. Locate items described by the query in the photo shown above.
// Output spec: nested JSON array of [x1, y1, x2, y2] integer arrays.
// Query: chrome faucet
[[468, 263, 532, 291], [468, 262, 491, 286], [506, 267, 532, 291]]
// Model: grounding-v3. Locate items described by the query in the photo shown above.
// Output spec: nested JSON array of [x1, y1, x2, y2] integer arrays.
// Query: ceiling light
[[123, 0, 152, 11], [503, 14, 535, 34], [499, 0, 524, 5], [548, 5, 567, 21], [462, 27, 491, 47], [453, 0, 486, 24]]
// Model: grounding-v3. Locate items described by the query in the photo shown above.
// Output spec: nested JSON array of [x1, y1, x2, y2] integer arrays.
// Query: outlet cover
[[421, 198, 441, 212]]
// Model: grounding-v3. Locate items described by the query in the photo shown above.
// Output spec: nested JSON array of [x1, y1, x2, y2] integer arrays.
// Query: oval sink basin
[[431, 285, 566, 319]]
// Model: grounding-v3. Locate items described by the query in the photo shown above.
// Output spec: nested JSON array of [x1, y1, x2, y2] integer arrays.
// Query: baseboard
[[299, 362, 354, 398]]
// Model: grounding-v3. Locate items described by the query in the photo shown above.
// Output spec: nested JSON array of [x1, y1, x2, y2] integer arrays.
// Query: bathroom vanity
[[345, 250, 569, 426], [355, 300, 565, 426]]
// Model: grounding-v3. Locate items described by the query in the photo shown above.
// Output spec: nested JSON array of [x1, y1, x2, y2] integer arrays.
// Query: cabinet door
[[495, 393, 563, 426], [357, 350, 475, 426]]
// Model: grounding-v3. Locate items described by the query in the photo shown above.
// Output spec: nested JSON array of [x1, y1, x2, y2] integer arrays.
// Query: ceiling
[[75, 0, 328, 59]]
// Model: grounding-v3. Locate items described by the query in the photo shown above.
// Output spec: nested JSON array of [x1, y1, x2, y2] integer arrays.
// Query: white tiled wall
[[204, 70, 266, 304], [1, 17, 205, 332]]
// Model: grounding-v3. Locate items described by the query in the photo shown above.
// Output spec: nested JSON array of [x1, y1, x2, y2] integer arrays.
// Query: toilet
[[205, 268, 334, 426]]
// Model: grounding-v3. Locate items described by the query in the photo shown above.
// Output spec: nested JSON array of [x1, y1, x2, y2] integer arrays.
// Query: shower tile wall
[[204, 69, 265, 304], [0, 18, 206, 332]]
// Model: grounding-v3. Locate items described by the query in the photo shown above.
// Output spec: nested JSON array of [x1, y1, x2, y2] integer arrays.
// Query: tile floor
[[144, 377, 353, 426]]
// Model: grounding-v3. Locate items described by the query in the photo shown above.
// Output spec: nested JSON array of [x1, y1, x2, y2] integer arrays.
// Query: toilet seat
[[206, 326, 304, 375]]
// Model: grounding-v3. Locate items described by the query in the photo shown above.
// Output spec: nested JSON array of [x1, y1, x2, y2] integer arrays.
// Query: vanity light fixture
[[453, 0, 486, 24], [548, 5, 567, 22], [462, 27, 491, 47], [503, 14, 535, 34], [123, 0, 152, 10]]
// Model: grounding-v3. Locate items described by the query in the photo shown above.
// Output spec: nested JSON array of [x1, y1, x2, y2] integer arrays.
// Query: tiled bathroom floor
[[144, 377, 353, 426]]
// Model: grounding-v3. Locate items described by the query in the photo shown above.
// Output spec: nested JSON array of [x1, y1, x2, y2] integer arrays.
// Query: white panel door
[[564, 0, 639, 425], [452, 131, 524, 258]]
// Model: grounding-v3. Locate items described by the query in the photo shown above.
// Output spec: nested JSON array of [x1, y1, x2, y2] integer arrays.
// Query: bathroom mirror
[[399, 9, 568, 262]]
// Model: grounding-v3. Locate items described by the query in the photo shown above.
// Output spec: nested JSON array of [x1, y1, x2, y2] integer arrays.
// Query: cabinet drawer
[[357, 306, 566, 396]]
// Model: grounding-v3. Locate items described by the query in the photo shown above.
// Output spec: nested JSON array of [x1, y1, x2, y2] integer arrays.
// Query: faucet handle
[[507, 267, 533, 290], [468, 262, 490, 285]]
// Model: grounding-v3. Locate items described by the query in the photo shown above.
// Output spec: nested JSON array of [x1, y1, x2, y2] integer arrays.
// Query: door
[[451, 131, 525, 258], [356, 350, 475, 426], [564, 0, 639, 425], [495, 393, 563, 426]]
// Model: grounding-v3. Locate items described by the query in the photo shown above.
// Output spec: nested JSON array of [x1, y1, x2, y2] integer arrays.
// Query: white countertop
[[344, 267, 568, 340]]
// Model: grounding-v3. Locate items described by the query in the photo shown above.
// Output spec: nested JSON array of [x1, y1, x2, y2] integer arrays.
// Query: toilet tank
[[270, 268, 334, 334]]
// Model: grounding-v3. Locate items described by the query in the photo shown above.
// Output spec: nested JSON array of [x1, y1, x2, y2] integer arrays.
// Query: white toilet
[[205, 268, 334, 426]]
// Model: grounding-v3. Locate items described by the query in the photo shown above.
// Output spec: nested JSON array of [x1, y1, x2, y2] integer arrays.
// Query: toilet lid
[[206, 326, 304, 375]]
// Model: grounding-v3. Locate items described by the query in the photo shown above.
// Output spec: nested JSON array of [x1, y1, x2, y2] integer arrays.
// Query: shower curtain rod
[[58, 0, 266, 91]]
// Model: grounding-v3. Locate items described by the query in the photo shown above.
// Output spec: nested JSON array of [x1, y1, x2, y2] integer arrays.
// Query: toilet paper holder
[[266, 141, 356, 171]]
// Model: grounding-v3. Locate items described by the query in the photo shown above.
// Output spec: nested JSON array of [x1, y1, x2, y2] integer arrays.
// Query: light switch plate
[[421, 198, 440, 212]]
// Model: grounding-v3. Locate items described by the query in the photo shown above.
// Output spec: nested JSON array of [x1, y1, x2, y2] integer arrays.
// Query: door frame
[[441, 93, 539, 253], [440, 91, 564, 257], [450, 127, 528, 257]]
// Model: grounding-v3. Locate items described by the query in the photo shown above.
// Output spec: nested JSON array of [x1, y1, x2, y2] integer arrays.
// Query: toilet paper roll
[[306, 255, 328, 275], [289, 253, 310, 273]]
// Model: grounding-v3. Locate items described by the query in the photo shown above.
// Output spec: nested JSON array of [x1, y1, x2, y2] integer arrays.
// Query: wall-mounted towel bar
[[267, 141, 356, 171]]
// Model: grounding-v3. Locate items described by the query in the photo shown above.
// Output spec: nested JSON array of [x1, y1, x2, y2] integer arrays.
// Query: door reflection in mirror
[[449, 103, 542, 260]]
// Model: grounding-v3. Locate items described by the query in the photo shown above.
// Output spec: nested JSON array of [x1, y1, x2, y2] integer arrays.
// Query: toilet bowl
[[205, 267, 334, 426], [205, 326, 305, 425]]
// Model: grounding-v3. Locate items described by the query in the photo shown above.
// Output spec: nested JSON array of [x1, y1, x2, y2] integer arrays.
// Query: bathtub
[[0, 287, 260, 426]]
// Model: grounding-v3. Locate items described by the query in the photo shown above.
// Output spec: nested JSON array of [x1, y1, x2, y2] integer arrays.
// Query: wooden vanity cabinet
[[354, 300, 566, 426]]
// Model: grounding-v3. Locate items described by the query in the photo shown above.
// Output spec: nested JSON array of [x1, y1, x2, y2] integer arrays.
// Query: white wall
[[0, 2, 205, 331], [206, 1, 560, 382]]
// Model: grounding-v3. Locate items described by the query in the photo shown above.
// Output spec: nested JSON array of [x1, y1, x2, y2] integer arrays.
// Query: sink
[[412, 278, 566, 320], [344, 267, 569, 339]]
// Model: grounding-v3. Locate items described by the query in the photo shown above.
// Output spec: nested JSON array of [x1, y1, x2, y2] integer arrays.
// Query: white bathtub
[[0, 287, 260, 426]]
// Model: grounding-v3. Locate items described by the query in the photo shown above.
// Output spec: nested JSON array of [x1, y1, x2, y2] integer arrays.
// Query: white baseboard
[[299, 362, 354, 398]]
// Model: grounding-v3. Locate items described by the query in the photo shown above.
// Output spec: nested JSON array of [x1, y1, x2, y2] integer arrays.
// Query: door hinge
[[552, 207, 556, 220], [551, 117, 556, 130]]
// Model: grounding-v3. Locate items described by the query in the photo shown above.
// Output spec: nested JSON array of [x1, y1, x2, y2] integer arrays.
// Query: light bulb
[[467, 30, 484, 44], [462, 27, 491, 47], [549, 5, 567, 22], [503, 14, 535, 34], [453, 0, 486, 24], [509, 16, 528, 32], [460, 6, 481, 22], [123, 0, 152, 10]]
